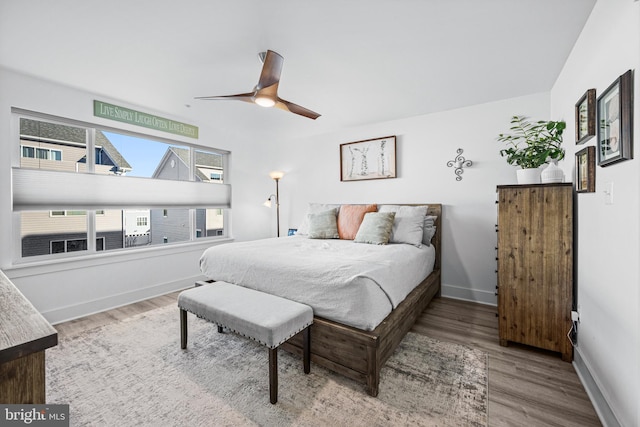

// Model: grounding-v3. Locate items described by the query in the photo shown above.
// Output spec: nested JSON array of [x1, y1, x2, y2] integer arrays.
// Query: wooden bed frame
[[199, 204, 441, 397], [280, 204, 442, 397]]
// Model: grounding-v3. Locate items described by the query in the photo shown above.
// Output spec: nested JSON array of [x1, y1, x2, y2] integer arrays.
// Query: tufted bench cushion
[[178, 281, 313, 404]]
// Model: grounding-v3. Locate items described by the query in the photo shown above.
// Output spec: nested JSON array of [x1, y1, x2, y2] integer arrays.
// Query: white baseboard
[[573, 347, 621, 427], [441, 283, 497, 306], [44, 274, 207, 325]]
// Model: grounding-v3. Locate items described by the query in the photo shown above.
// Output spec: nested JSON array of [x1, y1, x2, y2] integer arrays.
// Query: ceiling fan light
[[255, 96, 275, 108]]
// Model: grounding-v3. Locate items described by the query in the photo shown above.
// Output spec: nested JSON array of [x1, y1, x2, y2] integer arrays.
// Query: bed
[[199, 204, 442, 396]]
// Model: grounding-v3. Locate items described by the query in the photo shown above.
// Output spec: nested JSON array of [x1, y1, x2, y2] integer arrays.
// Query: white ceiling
[[0, 0, 596, 142]]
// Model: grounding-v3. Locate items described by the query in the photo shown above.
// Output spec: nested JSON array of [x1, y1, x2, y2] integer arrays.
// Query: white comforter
[[199, 236, 435, 330]]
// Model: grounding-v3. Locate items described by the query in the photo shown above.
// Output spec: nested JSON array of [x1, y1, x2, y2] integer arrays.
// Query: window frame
[[20, 145, 64, 161], [12, 108, 231, 266]]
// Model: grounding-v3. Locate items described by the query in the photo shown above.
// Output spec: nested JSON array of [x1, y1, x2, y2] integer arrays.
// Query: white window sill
[[5, 237, 234, 279]]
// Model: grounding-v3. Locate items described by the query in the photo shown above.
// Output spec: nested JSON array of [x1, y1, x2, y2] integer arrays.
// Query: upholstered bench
[[178, 281, 313, 404]]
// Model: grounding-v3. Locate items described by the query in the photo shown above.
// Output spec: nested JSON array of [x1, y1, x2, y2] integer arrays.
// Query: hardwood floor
[[413, 298, 601, 427], [54, 294, 602, 426]]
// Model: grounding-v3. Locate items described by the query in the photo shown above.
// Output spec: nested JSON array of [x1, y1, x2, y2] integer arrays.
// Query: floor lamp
[[264, 171, 284, 237]]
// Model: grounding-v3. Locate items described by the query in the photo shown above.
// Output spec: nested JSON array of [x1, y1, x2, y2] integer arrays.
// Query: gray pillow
[[297, 203, 341, 235], [422, 215, 437, 246], [307, 208, 340, 239], [354, 212, 396, 245]]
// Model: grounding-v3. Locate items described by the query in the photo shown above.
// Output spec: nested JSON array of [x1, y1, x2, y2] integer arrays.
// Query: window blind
[[12, 167, 231, 211]]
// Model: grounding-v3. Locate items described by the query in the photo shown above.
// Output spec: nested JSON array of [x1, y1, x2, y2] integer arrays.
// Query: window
[[50, 240, 65, 254], [22, 146, 34, 158], [50, 210, 104, 217], [21, 145, 63, 161], [36, 148, 49, 159], [14, 114, 230, 262], [49, 238, 104, 254]]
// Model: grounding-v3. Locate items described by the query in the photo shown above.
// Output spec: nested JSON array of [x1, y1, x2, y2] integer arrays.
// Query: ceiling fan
[[195, 50, 321, 120]]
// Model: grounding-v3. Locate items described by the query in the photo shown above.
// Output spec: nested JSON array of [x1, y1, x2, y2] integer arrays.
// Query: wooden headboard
[[426, 204, 442, 271], [386, 203, 441, 271]]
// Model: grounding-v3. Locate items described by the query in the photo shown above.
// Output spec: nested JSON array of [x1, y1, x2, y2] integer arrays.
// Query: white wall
[[0, 67, 273, 323], [550, 0, 639, 426], [271, 92, 551, 305]]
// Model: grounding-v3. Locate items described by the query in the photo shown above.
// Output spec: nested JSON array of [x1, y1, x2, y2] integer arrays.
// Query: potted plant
[[497, 115, 566, 184]]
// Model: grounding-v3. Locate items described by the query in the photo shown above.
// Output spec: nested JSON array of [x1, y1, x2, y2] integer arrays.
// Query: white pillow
[[378, 205, 428, 247], [297, 203, 341, 235]]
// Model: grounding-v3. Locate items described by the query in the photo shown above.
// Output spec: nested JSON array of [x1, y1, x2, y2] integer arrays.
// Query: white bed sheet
[[199, 236, 436, 330]]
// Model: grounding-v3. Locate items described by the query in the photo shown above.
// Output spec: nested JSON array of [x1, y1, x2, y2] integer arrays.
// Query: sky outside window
[[102, 131, 172, 178]]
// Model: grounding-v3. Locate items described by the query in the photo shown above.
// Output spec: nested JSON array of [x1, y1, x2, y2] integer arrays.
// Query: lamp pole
[[268, 171, 284, 237], [274, 177, 280, 237]]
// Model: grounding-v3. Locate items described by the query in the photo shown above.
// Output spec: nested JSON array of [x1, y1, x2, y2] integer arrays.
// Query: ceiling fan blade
[[275, 98, 321, 120], [194, 92, 255, 103], [195, 50, 320, 119], [256, 50, 284, 90]]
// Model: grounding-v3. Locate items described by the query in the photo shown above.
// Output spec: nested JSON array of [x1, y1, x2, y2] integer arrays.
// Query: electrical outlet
[[571, 311, 580, 323]]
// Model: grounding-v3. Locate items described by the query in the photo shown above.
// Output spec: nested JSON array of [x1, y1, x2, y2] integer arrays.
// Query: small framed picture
[[340, 136, 396, 181], [597, 69, 634, 166], [575, 146, 595, 193], [575, 89, 596, 144]]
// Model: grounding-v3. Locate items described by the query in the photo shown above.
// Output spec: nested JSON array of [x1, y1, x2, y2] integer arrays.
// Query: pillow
[[379, 205, 428, 247], [422, 215, 437, 246], [307, 209, 340, 239], [354, 212, 396, 245], [297, 203, 341, 235], [378, 204, 428, 215], [337, 204, 377, 240]]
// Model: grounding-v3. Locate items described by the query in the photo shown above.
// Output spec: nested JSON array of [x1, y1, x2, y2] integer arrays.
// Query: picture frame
[[575, 89, 596, 144], [340, 135, 396, 181], [575, 146, 595, 193], [597, 69, 634, 167]]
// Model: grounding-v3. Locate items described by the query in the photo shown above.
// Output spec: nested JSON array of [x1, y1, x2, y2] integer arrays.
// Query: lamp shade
[[269, 171, 284, 180]]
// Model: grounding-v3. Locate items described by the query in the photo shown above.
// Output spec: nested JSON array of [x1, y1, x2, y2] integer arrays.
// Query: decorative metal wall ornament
[[446, 148, 473, 181]]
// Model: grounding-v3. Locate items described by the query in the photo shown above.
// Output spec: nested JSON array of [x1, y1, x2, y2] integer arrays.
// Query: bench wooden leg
[[269, 347, 278, 404], [180, 309, 187, 349], [303, 327, 311, 374]]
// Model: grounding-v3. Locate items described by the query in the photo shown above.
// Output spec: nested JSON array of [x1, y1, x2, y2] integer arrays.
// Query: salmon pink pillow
[[337, 204, 377, 239]]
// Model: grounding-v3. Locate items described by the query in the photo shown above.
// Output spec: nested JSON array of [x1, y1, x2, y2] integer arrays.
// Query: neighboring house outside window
[[15, 116, 229, 262], [19, 119, 129, 257], [150, 147, 225, 243]]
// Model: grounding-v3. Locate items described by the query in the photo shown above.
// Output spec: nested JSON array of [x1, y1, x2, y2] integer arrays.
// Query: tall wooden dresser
[[496, 183, 573, 362]]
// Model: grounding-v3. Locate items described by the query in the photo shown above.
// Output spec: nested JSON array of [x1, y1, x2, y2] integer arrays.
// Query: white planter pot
[[541, 161, 564, 183], [516, 168, 541, 184]]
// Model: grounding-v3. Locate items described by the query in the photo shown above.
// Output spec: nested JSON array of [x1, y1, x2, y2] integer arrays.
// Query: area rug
[[46, 304, 488, 426]]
